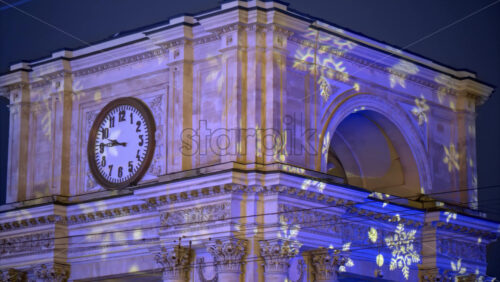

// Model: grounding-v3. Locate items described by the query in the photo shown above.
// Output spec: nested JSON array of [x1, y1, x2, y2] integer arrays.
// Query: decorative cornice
[[0, 215, 64, 233], [289, 34, 459, 96], [265, 24, 294, 38], [157, 38, 193, 50], [6, 82, 29, 92], [346, 206, 423, 229], [194, 33, 220, 45], [66, 203, 156, 225], [73, 48, 167, 77], [209, 23, 246, 36], [431, 221, 497, 239]]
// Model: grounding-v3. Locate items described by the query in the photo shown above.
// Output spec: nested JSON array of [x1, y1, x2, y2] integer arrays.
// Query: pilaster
[[50, 64, 73, 197], [262, 25, 293, 165], [148, 18, 194, 173], [6, 76, 30, 203]]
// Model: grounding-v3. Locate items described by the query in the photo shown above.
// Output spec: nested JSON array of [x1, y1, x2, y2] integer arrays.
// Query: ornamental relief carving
[[278, 204, 338, 233], [85, 110, 99, 191], [0, 232, 54, 256], [437, 238, 486, 262], [147, 94, 164, 176], [32, 263, 70, 282], [161, 203, 230, 229]]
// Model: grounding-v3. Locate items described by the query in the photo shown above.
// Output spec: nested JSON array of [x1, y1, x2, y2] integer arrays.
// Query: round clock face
[[88, 97, 156, 189]]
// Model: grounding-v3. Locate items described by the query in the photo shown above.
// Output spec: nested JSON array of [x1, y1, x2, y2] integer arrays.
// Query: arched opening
[[327, 110, 420, 198]]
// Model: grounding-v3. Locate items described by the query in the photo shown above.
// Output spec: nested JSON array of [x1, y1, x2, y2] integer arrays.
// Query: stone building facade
[[0, 1, 498, 281]]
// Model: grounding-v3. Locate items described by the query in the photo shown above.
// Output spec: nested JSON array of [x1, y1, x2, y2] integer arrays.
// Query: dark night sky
[[1, 0, 499, 277]]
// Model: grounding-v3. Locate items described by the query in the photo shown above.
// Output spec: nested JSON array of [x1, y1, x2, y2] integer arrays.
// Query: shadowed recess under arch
[[327, 110, 420, 198]]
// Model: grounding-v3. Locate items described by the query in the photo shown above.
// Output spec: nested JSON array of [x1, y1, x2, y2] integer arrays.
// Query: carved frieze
[[0, 232, 54, 257], [160, 203, 229, 228], [279, 204, 339, 233], [437, 238, 486, 263]]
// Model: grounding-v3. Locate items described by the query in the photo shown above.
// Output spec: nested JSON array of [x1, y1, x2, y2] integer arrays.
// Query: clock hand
[[107, 139, 127, 147]]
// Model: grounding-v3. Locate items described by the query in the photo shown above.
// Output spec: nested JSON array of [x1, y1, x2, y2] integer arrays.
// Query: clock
[[87, 97, 156, 189]]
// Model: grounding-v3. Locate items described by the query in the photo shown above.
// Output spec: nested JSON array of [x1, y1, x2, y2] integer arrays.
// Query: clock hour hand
[[107, 139, 127, 147]]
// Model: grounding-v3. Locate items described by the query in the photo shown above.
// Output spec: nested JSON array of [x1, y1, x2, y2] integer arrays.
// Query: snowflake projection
[[451, 258, 466, 275], [443, 144, 460, 172], [368, 227, 378, 243], [338, 242, 355, 272], [384, 224, 420, 280], [376, 253, 384, 267], [293, 28, 355, 102], [301, 179, 326, 193], [444, 211, 457, 223], [319, 76, 332, 101], [369, 192, 390, 208], [353, 82, 360, 92], [411, 96, 429, 125], [277, 215, 303, 251], [420, 186, 426, 194], [388, 60, 419, 89]]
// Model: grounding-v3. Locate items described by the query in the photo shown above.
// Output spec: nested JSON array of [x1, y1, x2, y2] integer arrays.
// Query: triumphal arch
[[0, 1, 498, 281]]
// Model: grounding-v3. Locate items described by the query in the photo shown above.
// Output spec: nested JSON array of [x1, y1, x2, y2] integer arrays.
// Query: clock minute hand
[[107, 139, 127, 147]]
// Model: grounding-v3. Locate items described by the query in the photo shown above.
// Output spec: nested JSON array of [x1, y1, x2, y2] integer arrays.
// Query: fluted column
[[31, 263, 70, 282], [259, 239, 300, 282], [310, 248, 343, 282], [155, 245, 191, 282], [206, 238, 246, 281]]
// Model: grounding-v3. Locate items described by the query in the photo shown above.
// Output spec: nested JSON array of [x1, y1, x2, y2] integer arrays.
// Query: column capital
[[32, 263, 70, 282], [0, 268, 26, 282], [155, 245, 191, 281], [206, 238, 246, 273], [310, 248, 344, 282], [259, 239, 300, 274]]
